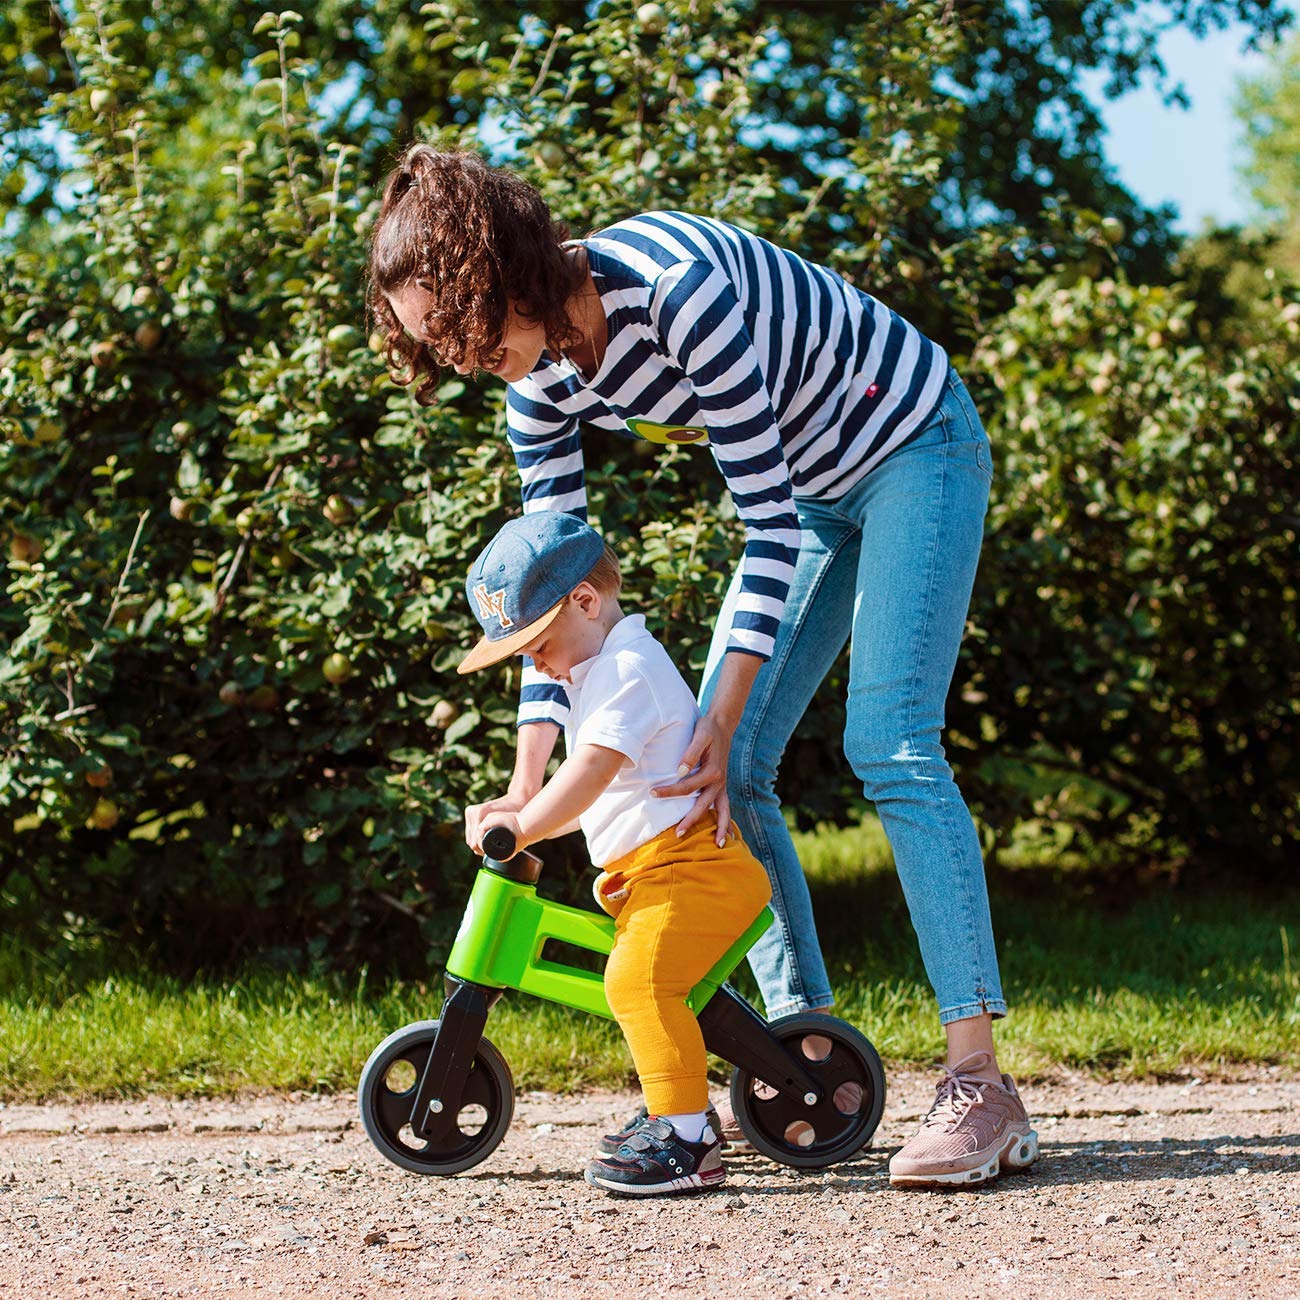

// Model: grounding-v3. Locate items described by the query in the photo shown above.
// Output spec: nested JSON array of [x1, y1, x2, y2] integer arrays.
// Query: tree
[[5, 2, 1291, 260], [1235, 28, 1300, 274], [961, 270, 1298, 872], [2, 0, 1295, 976]]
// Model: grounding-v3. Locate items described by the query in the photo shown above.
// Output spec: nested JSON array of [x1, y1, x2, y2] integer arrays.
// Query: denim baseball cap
[[457, 511, 606, 674]]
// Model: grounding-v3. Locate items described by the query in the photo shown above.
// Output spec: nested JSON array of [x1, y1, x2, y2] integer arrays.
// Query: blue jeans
[[699, 368, 1006, 1025]]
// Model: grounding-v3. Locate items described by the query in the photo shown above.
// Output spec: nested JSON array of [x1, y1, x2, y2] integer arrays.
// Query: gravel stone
[[0, 1072, 1295, 1296]]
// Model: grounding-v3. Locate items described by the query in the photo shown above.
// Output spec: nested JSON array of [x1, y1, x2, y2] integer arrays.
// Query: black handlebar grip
[[482, 825, 518, 861]]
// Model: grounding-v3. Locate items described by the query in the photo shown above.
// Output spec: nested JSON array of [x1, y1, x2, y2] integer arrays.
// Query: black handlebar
[[482, 825, 518, 861]]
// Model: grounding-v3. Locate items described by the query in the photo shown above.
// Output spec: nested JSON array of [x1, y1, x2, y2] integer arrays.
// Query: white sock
[[662, 1111, 712, 1143]]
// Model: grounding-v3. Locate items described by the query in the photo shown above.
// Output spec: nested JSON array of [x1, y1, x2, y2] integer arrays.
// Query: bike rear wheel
[[729, 1012, 885, 1168]]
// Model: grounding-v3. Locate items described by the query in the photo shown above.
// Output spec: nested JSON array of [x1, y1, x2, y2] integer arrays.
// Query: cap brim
[[456, 599, 566, 675]]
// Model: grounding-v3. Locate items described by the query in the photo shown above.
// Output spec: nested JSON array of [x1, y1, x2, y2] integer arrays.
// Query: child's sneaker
[[596, 1103, 722, 1156], [889, 1051, 1038, 1188], [586, 1117, 726, 1196]]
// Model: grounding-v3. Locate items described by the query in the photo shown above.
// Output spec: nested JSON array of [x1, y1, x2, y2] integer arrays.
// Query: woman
[[367, 145, 1037, 1188]]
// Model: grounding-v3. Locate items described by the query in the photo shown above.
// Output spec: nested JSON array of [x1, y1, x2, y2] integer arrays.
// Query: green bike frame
[[446, 865, 774, 1017]]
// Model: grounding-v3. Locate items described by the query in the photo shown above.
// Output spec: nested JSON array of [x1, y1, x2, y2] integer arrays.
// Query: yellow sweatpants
[[593, 815, 772, 1116]]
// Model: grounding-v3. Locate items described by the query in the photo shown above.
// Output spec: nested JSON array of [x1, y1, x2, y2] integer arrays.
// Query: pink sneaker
[[710, 1096, 754, 1154], [889, 1051, 1038, 1188]]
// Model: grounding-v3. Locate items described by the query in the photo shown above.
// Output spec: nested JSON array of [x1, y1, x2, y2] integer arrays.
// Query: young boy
[[457, 511, 772, 1196]]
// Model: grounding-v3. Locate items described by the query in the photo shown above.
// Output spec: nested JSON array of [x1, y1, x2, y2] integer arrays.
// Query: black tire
[[729, 1012, 886, 1169], [358, 1020, 514, 1175]]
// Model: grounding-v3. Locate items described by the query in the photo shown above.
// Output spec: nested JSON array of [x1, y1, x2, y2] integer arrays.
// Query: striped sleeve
[[651, 259, 801, 661], [505, 383, 583, 728], [506, 384, 586, 517]]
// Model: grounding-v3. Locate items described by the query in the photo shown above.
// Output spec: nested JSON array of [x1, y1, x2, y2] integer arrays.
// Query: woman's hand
[[464, 796, 527, 856], [651, 711, 734, 845], [652, 651, 759, 846]]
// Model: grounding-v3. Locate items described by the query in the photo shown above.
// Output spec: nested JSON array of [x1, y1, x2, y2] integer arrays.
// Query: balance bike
[[359, 826, 886, 1175]]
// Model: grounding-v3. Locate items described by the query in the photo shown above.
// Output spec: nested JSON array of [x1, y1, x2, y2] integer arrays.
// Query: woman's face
[[386, 282, 548, 383]]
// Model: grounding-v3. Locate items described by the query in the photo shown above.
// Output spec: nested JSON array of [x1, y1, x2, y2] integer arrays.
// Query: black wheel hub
[[370, 1040, 501, 1165], [741, 1033, 877, 1156], [358, 1021, 514, 1176]]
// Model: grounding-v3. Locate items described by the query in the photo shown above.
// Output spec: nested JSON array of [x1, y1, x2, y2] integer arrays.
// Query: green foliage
[[1235, 28, 1300, 275], [1, 0, 1296, 975], [1, 4, 502, 970], [958, 271, 1299, 868]]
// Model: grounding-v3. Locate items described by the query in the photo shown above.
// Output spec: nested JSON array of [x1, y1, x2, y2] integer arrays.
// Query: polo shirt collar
[[566, 614, 649, 688]]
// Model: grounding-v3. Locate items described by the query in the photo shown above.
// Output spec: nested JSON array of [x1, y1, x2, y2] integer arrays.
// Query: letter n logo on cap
[[474, 583, 513, 630]]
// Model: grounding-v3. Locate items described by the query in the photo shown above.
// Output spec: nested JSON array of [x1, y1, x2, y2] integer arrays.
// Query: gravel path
[[0, 1071, 1295, 1298]]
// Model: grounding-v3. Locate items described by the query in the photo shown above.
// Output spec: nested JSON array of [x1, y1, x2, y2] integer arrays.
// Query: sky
[[1086, 14, 1291, 232]]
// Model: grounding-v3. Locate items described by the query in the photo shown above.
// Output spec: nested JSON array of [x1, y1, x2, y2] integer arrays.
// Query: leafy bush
[[957, 271, 1299, 870], [1, 1, 1294, 974]]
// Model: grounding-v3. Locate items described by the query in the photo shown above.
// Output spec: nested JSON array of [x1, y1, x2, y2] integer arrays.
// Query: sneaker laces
[[920, 1064, 988, 1134]]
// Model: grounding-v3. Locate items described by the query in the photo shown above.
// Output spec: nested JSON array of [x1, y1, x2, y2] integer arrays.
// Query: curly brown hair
[[366, 145, 587, 405]]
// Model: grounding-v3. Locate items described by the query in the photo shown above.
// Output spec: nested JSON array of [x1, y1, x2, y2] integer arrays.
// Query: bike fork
[[409, 977, 503, 1141]]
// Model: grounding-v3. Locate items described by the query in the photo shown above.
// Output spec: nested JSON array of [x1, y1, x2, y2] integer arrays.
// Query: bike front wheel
[[358, 1019, 514, 1175]]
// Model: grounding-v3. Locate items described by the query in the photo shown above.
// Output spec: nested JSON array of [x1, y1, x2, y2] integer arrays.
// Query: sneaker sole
[[889, 1127, 1039, 1189], [584, 1167, 726, 1197]]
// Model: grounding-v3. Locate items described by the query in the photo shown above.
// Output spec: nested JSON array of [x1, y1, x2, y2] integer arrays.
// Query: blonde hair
[[583, 543, 622, 598]]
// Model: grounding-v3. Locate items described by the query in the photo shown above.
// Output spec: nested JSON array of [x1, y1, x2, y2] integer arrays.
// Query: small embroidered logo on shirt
[[474, 583, 513, 629], [866, 382, 880, 398]]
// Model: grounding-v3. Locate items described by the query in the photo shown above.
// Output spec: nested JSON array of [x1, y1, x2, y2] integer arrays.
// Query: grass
[[2, 822, 1297, 1102]]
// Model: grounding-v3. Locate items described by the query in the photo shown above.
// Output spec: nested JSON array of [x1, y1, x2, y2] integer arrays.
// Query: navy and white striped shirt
[[508, 211, 948, 727]]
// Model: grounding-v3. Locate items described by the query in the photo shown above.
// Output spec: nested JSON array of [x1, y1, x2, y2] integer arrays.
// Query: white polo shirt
[[562, 614, 700, 867]]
